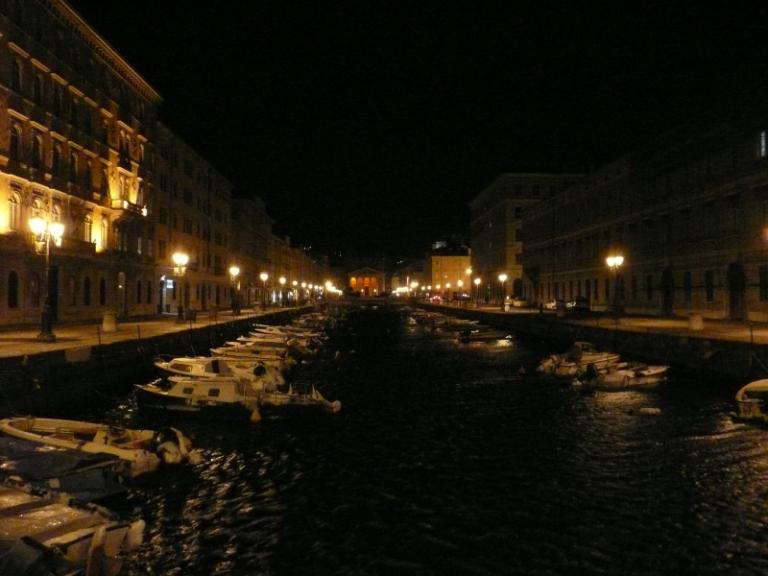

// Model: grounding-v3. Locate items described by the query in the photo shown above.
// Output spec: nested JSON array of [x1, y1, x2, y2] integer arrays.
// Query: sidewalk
[[443, 303, 768, 346], [0, 307, 274, 359]]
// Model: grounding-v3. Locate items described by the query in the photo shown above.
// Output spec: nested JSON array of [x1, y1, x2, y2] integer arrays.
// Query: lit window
[[760, 131, 767, 158]]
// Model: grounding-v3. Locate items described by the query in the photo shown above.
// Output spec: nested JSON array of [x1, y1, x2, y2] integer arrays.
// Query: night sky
[[67, 2, 768, 259]]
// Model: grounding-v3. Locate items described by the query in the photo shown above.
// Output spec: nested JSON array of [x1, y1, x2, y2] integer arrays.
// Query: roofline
[[46, 0, 162, 104]]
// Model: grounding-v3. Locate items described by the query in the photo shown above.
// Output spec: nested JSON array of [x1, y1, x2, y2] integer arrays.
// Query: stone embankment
[[420, 304, 768, 382]]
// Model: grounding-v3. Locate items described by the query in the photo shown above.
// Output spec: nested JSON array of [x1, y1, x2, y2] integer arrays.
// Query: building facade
[[522, 114, 768, 321], [470, 173, 582, 303], [0, 0, 160, 327]]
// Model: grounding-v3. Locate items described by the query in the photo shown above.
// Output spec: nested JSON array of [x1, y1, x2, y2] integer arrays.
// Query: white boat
[[0, 417, 199, 478], [135, 376, 340, 419], [154, 355, 286, 388], [735, 379, 768, 421], [210, 343, 289, 360], [537, 341, 621, 378], [572, 363, 669, 391], [0, 482, 144, 574]]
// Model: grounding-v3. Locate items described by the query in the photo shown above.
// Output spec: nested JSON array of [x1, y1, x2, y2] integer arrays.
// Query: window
[[69, 151, 78, 180], [8, 272, 18, 308], [147, 281, 152, 304], [11, 58, 22, 92], [9, 125, 21, 162], [631, 275, 638, 300], [83, 277, 91, 305], [100, 168, 109, 197], [101, 219, 109, 249], [99, 278, 106, 305], [759, 131, 767, 158], [33, 74, 43, 105], [32, 133, 43, 169], [684, 271, 692, 303], [8, 193, 20, 231], [208, 388, 220, 398], [53, 83, 63, 115], [29, 273, 40, 307], [158, 239, 167, 259], [705, 271, 714, 302], [83, 216, 92, 243], [52, 142, 61, 174], [136, 281, 142, 304]]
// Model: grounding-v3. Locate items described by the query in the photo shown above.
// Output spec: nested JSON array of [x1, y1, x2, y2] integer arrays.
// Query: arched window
[[32, 133, 43, 169], [99, 277, 106, 305], [11, 58, 22, 92], [69, 275, 76, 306], [70, 99, 79, 127], [52, 142, 61, 174], [9, 125, 21, 162], [8, 193, 20, 231], [84, 159, 93, 187], [147, 280, 152, 304], [136, 280, 142, 304], [83, 277, 91, 306], [8, 271, 18, 308], [53, 82, 63, 116], [119, 175, 127, 200]]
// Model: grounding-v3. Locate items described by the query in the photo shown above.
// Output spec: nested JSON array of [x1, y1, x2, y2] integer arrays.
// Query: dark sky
[[68, 1, 768, 259]]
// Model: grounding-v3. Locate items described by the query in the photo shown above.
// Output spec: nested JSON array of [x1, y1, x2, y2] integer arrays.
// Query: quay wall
[[420, 304, 767, 382], [0, 308, 312, 414]]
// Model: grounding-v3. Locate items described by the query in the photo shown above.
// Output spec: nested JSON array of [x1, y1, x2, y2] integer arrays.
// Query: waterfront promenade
[[0, 307, 278, 360]]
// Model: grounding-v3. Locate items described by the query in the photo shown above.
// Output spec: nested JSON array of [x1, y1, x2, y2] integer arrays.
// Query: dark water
[[73, 306, 768, 575]]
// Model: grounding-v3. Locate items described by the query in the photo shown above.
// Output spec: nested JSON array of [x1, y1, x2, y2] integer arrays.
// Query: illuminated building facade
[[0, 0, 159, 326], [152, 123, 232, 314], [348, 267, 385, 296], [425, 248, 471, 301], [470, 173, 581, 303], [522, 117, 768, 321]]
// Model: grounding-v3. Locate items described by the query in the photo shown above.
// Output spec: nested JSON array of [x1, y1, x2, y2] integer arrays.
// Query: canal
[[44, 305, 768, 574]]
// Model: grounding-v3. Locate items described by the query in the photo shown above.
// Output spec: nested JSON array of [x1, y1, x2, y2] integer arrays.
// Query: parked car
[[566, 296, 590, 312]]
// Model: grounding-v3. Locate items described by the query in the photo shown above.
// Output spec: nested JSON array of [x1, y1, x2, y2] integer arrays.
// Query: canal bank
[[0, 306, 314, 412], [419, 303, 768, 381]]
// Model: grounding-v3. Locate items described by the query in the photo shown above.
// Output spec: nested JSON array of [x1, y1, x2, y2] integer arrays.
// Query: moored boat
[[154, 355, 286, 387], [735, 379, 768, 421], [537, 341, 621, 378], [572, 363, 669, 391], [0, 417, 199, 478]]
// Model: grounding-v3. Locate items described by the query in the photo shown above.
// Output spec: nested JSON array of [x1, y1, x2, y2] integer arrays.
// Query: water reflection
[[60, 307, 768, 574]]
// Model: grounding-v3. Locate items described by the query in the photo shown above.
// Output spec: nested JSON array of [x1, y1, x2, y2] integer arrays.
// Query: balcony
[[110, 198, 147, 217]]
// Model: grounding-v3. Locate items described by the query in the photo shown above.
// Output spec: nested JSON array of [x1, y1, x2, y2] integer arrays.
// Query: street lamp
[[29, 216, 65, 342], [171, 252, 189, 276], [473, 277, 481, 308], [259, 272, 269, 308], [606, 255, 625, 315], [278, 276, 286, 306], [229, 265, 240, 314], [498, 273, 508, 310]]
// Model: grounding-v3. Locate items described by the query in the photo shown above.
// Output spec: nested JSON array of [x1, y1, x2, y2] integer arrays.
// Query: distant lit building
[[348, 267, 386, 296], [522, 118, 768, 321], [425, 243, 471, 301], [152, 123, 232, 314], [470, 173, 582, 303], [0, 0, 160, 326]]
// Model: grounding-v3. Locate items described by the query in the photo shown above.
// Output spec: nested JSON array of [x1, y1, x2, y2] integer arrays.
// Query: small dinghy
[[572, 363, 669, 391], [734, 379, 768, 422], [0, 417, 200, 478]]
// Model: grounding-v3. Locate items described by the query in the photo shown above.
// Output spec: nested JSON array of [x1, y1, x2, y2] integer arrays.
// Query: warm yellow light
[[48, 221, 64, 241], [301, 282, 307, 288], [292, 280, 298, 287], [229, 265, 240, 278], [465, 267, 472, 276], [474, 277, 482, 286], [606, 255, 625, 269], [325, 281, 333, 290], [436, 284, 441, 290], [172, 252, 189, 267], [28, 216, 46, 236], [410, 281, 419, 289], [279, 276, 286, 286], [446, 283, 451, 289], [260, 272, 269, 282], [498, 273, 508, 283], [457, 279, 464, 288]]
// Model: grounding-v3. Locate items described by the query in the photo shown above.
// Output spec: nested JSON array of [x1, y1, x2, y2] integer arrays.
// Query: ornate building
[[0, 0, 160, 327]]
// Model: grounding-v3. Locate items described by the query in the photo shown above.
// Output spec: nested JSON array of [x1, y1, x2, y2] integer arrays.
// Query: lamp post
[[229, 265, 241, 315], [259, 272, 269, 308], [29, 217, 65, 342], [457, 279, 464, 306], [171, 252, 189, 320], [606, 255, 624, 315], [498, 273, 508, 310], [473, 277, 481, 308], [279, 276, 286, 307]]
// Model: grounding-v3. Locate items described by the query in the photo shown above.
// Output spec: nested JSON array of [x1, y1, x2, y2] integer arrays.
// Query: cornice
[[39, 0, 162, 105]]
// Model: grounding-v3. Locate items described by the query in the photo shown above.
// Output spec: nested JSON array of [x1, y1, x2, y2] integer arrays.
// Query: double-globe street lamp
[[473, 277, 482, 308], [29, 217, 65, 342]]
